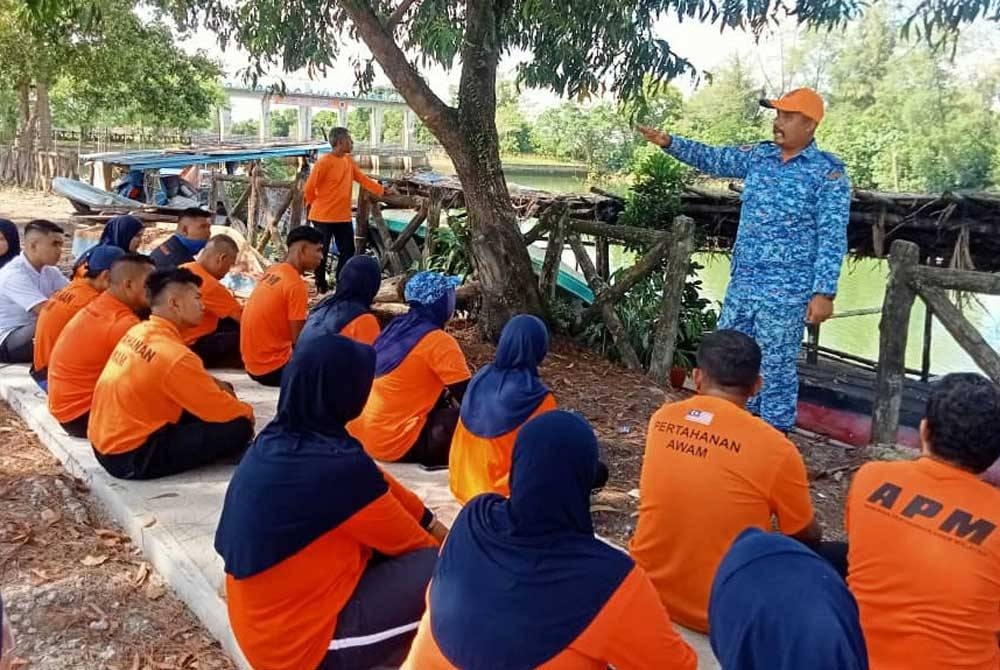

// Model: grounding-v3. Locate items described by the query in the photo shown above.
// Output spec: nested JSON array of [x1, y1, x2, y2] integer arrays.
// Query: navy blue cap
[[87, 245, 126, 273]]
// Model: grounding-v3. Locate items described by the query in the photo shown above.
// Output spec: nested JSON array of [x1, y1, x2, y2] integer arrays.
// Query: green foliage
[[382, 109, 403, 144], [347, 108, 370, 142], [674, 56, 768, 146], [230, 118, 259, 137], [311, 110, 338, 140], [267, 108, 297, 138], [618, 149, 686, 237], [531, 102, 637, 173], [422, 212, 472, 277]]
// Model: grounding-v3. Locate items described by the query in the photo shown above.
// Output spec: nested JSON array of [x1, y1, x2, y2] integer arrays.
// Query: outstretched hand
[[636, 125, 671, 148]]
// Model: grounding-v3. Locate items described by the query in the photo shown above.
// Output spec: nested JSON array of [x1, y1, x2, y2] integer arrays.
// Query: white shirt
[[0, 252, 68, 345]]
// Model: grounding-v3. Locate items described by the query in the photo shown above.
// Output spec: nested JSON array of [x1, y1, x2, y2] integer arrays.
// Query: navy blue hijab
[[215, 334, 388, 579], [709, 528, 868, 670], [0, 219, 19, 269], [73, 215, 142, 271], [373, 275, 456, 376], [302, 255, 381, 341], [461, 314, 551, 438], [430, 411, 633, 669]]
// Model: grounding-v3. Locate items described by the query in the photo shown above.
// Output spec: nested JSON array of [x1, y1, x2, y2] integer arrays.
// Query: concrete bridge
[[220, 85, 419, 149]]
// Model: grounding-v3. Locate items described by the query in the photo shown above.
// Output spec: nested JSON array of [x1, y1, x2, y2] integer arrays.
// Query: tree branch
[[386, 0, 422, 29], [338, 0, 456, 137]]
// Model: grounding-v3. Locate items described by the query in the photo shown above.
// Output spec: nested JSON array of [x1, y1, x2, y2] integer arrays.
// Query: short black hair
[[696, 329, 762, 392], [110, 253, 155, 282], [329, 127, 351, 147], [180, 207, 212, 219], [206, 233, 239, 256], [145, 266, 203, 306], [925, 373, 1000, 473], [287, 225, 324, 248], [24, 219, 63, 237]]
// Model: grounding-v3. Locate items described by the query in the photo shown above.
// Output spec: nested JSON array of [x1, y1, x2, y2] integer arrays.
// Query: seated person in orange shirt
[[31, 245, 124, 386], [304, 127, 385, 294], [449, 314, 558, 504], [215, 333, 446, 670], [301, 255, 382, 346], [240, 226, 324, 387], [48, 253, 155, 438], [88, 267, 255, 480], [181, 234, 243, 368], [350, 271, 471, 466], [629, 329, 820, 633], [149, 208, 212, 269], [709, 528, 868, 670], [846, 372, 1000, 670], [403, 411, 698, 670]]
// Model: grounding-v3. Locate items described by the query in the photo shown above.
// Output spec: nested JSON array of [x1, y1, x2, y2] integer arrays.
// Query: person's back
[[630, 330, 817, 632], [847, 373, 1000, 670]]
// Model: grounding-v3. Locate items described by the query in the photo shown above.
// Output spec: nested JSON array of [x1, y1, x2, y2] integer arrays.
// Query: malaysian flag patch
[[685, 409, 714, 426]]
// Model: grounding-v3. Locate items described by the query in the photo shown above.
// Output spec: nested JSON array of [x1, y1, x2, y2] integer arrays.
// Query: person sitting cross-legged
[[449, 314, 558, 504], [32, 245, 124, 386], [349, 271, 471, 467], [300, 254, 382, 346], [709, 528, 868, 670], [181, 234, 244, 368], [88, 267, 254, 480], [240, 226, 324, 387], [215, 333, 445, 670], [47, 253, 155, 438], [402, 410, 698, 670], [630, 329, 822, 633], [846, 372, 1000, 670]]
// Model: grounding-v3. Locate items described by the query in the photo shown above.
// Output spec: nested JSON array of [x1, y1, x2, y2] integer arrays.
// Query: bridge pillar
[[298, 105, 313, 141], [337, 101, 348, 128], [259, 96, 271, 143], [402, 109, 415, 150], [369, 105, 383, 148], [217, 106, 232, 141]]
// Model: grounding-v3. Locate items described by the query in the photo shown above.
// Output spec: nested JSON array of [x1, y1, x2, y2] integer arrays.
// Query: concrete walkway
[[0, 364, 719, 669]]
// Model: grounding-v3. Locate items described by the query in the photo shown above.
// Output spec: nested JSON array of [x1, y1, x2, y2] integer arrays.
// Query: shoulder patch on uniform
[[827, 170, 843, 180], [739, 144, 753, 152]]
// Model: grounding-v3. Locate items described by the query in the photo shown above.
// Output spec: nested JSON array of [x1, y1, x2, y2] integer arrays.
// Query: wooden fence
[[0, 146, 79, 190], [871, 239, 1000, 445]]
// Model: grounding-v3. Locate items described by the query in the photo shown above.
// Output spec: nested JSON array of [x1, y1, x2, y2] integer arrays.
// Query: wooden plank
[[565, 218, 664, 247], [871, 240, 920, 446], [649, 216, 695, 385], [356, 190, 371, 254], [388, 204, 427, 252], [918, 284, 1000, 383], [254, 182, 296, 253], [595, 237, 610, 281], [422, 187, 443, 267], [522, 218, 550, 245], [214, 173, 296, 189], [921, 307, 933, 382], [567, 233, 641, 370], [538, 209, 566, 302], [246, 163, 260, 247], [579, 233, 673, 324], [912, 265, 1000, 295], [371, 205, 405, 274]]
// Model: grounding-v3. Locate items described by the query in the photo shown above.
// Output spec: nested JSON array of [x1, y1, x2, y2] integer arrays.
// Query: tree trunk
[[35, 80, 53, 151]]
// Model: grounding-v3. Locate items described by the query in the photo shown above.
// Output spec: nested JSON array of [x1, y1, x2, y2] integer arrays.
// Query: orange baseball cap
[[760, 88, 825, 124]]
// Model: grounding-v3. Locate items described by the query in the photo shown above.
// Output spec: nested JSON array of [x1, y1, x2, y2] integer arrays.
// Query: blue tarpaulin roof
[[81, 143, 332, 171]]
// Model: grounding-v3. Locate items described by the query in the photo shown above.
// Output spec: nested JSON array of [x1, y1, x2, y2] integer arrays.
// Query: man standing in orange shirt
[[630, 329, 820, 632], [846, 373, 1000, 670], [240, 227, 324, 386], [181, 234, 243, 368], [48, 254, 155, 438], [304, 127, 385, 294], [32, 244, 124, 386], [89, 267, 254, 480]]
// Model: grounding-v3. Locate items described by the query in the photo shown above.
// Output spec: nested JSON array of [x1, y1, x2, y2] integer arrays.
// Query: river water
[[388, 162, 1000, 376]]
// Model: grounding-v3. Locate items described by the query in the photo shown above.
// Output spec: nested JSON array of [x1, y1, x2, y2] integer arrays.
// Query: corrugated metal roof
[[81, 143, 332, 170]]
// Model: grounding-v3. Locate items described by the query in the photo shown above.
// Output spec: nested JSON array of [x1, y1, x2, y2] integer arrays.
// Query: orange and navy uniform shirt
[[33, 278, 101, 373], [629, 395, 815, 632], [88, 316, 254, 455], [47, 291, 139, 424], [226, 470, 438, 670], [349, 330, 471, 461], [449, 394, 558, 504], [179, 262, 242, 344], [304, 153, 385, 223], [239, 262, 308, 376], [340, 312, 381, 346], [402, 565, 698, 670], [846, 457, 1000, 670]]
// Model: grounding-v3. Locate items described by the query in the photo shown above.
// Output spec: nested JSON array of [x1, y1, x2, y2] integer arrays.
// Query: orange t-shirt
[[88, 316, 254, 455], [340, 313, 381, 346], [226, 470, 437, 670], [179, 262, 242, 344], [349, 330, 471, 461], [33, 278, 101, 373], [847, 457, 1000, 670], [303, 153, 385, 223], [629, 395, 815, 632], [449, 394, 558, 504], [240, 262, 308, 376], [402, 566, 697, 670], [47, 291, 139, 424]]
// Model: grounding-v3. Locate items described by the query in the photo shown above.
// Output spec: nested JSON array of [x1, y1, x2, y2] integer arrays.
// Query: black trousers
[[401, 405, 459, 468], [319, 548, 437, 670], [93, 412, 253, 480], [814, 540, 849, 578], [248, 364, 285, 388], [60, 412, 90, 439], [191, 318, 243, 369], [312, 221, 355, 293], [0, 323, 34, 364]]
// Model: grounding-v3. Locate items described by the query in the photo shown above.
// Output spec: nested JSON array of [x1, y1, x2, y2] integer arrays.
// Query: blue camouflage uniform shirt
[[666, 137, 851, 303]]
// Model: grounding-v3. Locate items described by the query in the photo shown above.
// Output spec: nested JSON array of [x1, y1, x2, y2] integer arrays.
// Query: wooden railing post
[[649, 216, 695, 385], [871, 240, 920, 446], [422, 186, 443, 267], [538, 208, 566, 302]]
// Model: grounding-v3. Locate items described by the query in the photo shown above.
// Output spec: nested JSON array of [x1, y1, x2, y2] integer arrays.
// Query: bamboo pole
[[649, 216, 696, 385], [918, 284, 1000, 383]]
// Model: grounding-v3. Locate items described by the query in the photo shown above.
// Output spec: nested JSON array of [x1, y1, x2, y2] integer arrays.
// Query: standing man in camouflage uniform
[[638, 88, 851, 432]]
